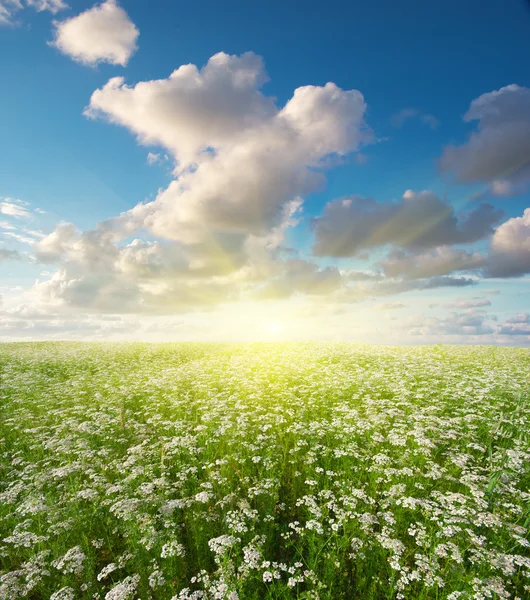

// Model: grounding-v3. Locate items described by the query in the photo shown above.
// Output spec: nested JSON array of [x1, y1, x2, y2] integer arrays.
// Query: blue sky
[[1, 0, 530, 342]]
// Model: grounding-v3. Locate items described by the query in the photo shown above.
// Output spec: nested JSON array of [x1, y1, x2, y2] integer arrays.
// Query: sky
[[1, 0, 530, 344]]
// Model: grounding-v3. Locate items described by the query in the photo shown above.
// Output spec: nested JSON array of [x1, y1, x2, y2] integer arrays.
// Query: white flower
[[161, 540, 186, 558], [105, 575, 140, 600], [51, 546, 86, 575], [50, 587, 75, 600]]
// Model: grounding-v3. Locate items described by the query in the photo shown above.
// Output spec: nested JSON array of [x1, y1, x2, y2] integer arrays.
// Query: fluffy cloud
[[85, 52, 371, 245], [31, 53, 530, 320], [378, 246, 485, 279], [33, 267, 236, 314], [312, 190, 503, 257], [31, 52, 375, 313], [86, 53, 370, 169], [441, 84, 530, 193], [0, 0, 65, 25], [52, 0, 139, 66], [34, 221, 78, 263], [486, 208, 530, 277]]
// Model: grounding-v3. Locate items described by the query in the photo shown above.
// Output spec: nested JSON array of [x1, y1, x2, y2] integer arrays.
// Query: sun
[[261, 319, 284, 337]]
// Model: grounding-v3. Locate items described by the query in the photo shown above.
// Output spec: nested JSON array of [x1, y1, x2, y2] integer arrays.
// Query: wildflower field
[[1, 343, 530, 600]]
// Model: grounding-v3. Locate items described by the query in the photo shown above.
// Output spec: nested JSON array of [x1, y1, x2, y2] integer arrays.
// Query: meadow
[[1, 342, 530, 600]]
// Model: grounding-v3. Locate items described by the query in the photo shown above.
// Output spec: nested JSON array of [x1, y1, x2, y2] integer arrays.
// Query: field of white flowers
[[1, 343, 530, 600]]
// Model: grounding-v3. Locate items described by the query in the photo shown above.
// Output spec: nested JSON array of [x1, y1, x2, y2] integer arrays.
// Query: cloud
[[0, 198, 31, 218], [34, 221, 78, 263], [404, 309, 495, 337], [0, 304, 142, 340], [421, 275, 477, 289], [0, 248, 22, 262], [252, 259, 342, 300], [27, 0, 65, 12], [147, 152, 167, 166], [0, 0, 65, 25], [486, 208, 530, 277], [441, 84, 530, 193], [505, 312, 530, 324], [85, 52, 371, 180], [444, 297, 491, 309], [33, 206, 342, 313], [30, 51, 372, 313], [378, 246, 485, 279], [345, 270, 383, 281], [0, 0, 21, 25], [489, 179, 516, 197], [333, 274, 476, 305], [391, 108, 439, 129], [312, 190, 503, 257], [376, 302, 406, 310], [52, 0, 139, 66], [498, 313, 530, 335]]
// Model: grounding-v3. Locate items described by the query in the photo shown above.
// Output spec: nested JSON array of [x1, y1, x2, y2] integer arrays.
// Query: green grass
[[1, 342, 530, 600]]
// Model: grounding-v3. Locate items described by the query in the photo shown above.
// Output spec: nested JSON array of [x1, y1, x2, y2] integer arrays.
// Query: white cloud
[[0, 0, 65, 25], [0, 198, 31, 218], [52, 0, 138, 66], [486, 208, 530, 277], [0, 204, 45, 247], [312, 190, 503, 257], [34, 221, 78, 262], [85, 52, 371, 190], [146, 152, 167, 166], [0, 0, 22, 25], [32, 201, 306, 313], [30, 52, 530, 325], [441, 84, 530, 193], [27, 0, 65, 12]]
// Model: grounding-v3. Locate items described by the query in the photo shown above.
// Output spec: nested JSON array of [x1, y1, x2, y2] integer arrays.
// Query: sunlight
[[261, 319, 284, 337]]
